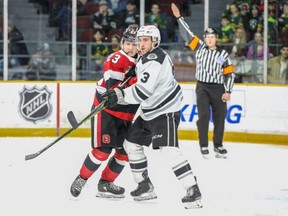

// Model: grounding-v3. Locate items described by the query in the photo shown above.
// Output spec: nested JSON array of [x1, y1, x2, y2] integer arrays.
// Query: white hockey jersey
[[123, 47, 183, 121]]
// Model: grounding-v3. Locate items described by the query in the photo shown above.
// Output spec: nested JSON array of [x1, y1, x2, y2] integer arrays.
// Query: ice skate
[[130, 178, 157, 201], [96, 179, 125, 199], [214, 146, 227, 158], [182, 184, 202, 209], [130, 171, 157, 201], [70, 175, 87, 197], [200, 147, 209, 159]]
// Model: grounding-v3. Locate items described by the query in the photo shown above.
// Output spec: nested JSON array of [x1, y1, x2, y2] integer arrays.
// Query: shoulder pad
[[141, 48, 166, 64]]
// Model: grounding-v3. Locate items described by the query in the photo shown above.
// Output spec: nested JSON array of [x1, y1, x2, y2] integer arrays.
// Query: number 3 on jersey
[[107, 54, 121, 64], [141, 72, 150, 83]]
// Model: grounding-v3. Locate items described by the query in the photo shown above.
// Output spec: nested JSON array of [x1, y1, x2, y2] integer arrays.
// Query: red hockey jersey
[[94, 50, 139, 121]]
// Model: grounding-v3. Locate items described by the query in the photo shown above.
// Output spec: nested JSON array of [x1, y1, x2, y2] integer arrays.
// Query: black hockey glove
[[101, 87, 125, 108], [125, 66, 136, 78]]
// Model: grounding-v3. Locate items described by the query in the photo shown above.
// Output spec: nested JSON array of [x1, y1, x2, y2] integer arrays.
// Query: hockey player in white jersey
[[101, 25, 202, 209]]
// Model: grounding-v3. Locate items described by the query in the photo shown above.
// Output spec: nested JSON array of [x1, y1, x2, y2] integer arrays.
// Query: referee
[[171, 3, 235, 159]]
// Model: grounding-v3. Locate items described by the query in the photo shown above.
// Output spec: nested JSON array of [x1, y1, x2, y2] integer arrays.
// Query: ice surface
[[1, 137, 287, 216]]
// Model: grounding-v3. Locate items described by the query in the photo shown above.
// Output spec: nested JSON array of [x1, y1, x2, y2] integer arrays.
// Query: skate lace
[[73, 177, 86, 191], [108, 182, 121, 192]]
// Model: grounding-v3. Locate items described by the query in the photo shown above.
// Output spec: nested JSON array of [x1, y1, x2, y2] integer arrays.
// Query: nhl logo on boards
[[19, 85, 52, 123]]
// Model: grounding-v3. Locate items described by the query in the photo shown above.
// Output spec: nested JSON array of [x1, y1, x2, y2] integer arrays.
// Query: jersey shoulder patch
[[141, 48, 166, 64]]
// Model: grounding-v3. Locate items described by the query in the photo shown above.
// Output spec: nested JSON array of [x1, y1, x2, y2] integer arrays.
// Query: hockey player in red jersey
[[70, 24, 139, 199]]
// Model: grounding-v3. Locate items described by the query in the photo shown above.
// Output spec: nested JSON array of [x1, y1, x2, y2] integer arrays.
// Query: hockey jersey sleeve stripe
[[104, 69, 125, 82], [142, 84, 181, 114], [130, 84, 152, 103]]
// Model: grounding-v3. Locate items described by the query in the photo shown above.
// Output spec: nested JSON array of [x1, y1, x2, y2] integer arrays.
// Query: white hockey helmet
[[136, 25, 161, 49]]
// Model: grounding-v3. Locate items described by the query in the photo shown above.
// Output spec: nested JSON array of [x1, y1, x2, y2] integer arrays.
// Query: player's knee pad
[[91, 147, 112, 161], [123, 140, 143, 154], [123, 140, 145, 161]]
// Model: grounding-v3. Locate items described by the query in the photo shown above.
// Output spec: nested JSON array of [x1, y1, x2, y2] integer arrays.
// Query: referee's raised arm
[[171, 3, 202, 51]]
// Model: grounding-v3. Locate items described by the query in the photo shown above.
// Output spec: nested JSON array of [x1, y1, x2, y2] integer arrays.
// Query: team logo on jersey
[[147, 53, 157, 60], [102, 134, 111, 144], [19, 85, 52, 123]]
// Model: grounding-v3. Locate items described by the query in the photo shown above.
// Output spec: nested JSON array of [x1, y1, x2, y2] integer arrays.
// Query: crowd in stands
[[218, 0, 288, 54], [35, 0, 183, 78], [1, 0, 287, 83], [216, 0, 288, 83]]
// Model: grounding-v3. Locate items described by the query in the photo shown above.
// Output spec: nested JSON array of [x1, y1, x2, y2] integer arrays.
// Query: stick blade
[[67, 111, 79, 129], [25, 153, 39, 161]]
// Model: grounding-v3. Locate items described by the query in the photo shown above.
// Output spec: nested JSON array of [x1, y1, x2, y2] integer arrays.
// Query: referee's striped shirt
[[177, 17, 235, 93]]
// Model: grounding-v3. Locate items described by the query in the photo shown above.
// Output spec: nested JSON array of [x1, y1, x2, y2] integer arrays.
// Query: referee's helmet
[[203, 27, 218, 38], [136, 25, 161, 48]]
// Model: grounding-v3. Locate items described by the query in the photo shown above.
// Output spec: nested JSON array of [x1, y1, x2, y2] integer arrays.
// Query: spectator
[[6, 23, 30, 67], [246, 32, 265, 60], [217, 16, 234, 44], [116, 0, 140, 29], [93, 0, 117, 36], [244, 5, 263, 41], [91, 30, 109, 72], [230, 27, 247, 83], [145, 3, 170, 43], [223, 3, 243, 31], [55, 0, 72, 41], [268, 44, 288, 84], [108, 34, 121, 54], [26, 43, 56, 80], [230, 27, 247, 59]]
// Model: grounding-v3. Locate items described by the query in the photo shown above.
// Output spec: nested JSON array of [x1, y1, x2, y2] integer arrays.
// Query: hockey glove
[[101, 87, 125, 108], [125, 66, 136, 78]]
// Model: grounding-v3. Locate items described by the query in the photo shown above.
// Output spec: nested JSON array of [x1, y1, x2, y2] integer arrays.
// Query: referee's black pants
[[196, 81, 227, 148]]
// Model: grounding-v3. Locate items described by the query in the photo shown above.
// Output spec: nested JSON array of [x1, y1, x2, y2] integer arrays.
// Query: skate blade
[[96, 192, 125, 199], [184, 199, 203, 209], [215, 153, 227, 159], [133, 192, 157, 201]]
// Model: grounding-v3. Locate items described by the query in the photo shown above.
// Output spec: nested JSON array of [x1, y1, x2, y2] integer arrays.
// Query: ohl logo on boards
[[19, 85, 52, 123]]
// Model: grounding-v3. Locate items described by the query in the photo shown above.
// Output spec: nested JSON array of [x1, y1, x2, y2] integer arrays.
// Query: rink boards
[[0, 81, 287, 145]]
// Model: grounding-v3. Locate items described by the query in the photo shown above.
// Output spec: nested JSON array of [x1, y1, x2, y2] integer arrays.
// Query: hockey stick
[[24, 100, 107, 161], [67, 100, 107, 129], [67, 76, 132, 129], [25, 77, 132, 161]]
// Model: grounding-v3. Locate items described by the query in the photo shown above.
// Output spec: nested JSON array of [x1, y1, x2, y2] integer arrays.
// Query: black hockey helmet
[[203, 27, 218, 38], [121, 24, 139, 43]]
